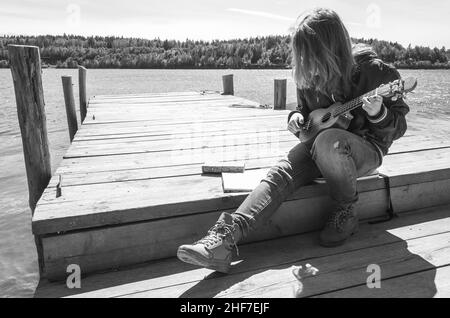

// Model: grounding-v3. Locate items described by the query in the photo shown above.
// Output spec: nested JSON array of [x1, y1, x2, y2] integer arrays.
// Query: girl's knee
[[264, 161, 294, 191], [312, 129, 351, 158]]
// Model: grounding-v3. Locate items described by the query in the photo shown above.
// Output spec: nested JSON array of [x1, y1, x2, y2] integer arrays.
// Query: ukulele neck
[[332, 88, 379, 118]]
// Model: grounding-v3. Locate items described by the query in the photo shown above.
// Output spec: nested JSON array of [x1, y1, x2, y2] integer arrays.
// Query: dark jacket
[[290, 53, 410, 160]]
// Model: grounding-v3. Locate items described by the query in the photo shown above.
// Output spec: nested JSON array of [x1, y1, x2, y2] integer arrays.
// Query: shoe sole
[[177, 247, 231, 274], [319, 224, 360, 248]]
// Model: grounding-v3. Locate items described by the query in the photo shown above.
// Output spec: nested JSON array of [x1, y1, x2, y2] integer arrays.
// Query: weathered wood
[[315, 266, 450, 298], [91, 91, 199, 100], [90, 94, 239, 106], [33, 149, 450, 236], [222, 74, 234, 95], [120, 230, 450, 298], [62, 136, 450, 173], [274, 79, 287, 110], [8, 45, 51, 212], [65, 130, 295, 158], [34, 204, 450, 296], [202, 162, 245, 174], [36, 178, 450, 281], [83, 107, 284, 126], [31, 90, 450, 288], [78, 66, 88, 122], [43, 147, 450, 189], [62, 76, 79, 142]]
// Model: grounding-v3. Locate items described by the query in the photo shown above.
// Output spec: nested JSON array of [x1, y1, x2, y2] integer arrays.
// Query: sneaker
[[319, 204, 359, 247], [177, 212, 242, 273]]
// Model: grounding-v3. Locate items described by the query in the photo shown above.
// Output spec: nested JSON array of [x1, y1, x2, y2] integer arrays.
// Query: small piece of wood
[[222, 74, 234, 95], [202, 161, 245, 174], [62, 76, 78, 142], [8, 45, 51, 212], [274, 79, 287, 110], [78, 66, 88, 122]]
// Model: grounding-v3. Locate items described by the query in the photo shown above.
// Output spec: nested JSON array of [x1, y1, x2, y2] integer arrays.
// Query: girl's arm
[[288, 88, 311, 123], [366, 64, 410, 143]]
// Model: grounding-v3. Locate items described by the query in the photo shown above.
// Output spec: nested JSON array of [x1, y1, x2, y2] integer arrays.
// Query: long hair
[[291, 8, 356, 99]]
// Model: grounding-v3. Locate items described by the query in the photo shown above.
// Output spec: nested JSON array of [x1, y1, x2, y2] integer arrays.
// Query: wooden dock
[[6, 45, 448, 298], [30, 90, 450, 297]]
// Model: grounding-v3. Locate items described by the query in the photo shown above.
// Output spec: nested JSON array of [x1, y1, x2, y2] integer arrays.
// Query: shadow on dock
[[35, 204, 450, 298]]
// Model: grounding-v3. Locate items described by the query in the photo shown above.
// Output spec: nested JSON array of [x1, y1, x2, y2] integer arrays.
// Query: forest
[[0, 34, 449, 69]]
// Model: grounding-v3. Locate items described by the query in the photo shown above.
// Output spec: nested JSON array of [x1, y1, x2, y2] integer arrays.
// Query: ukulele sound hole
[[321, 113, 332, 123]]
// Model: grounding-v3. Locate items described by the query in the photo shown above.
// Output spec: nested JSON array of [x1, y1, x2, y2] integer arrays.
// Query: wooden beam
[[222, 74, 234, 95], [274, 79, 287, 110], [8, 45, 51, 212], [78, 66, 88, 123], [62, 76, 78, 142], [202, 162, 245, 174], [33, 204, 450, 297]]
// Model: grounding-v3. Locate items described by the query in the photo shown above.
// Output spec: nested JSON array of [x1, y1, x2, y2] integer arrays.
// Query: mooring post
[[222, 74, 234, 95], [78, 66, 87, 123], [8, 45, 52, 213], [274, 79, 287, 110], [62, 76, 78, 142]]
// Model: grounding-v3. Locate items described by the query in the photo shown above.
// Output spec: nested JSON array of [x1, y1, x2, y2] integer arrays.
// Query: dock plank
[[33, 165, 450, 234], [32, 91, 450, 284], [35, 178, 450, 280], [44, 148, 450, 188], [34, 204, 450, 298], [122, 230, 450, 298], [313, 266, 450, 298]]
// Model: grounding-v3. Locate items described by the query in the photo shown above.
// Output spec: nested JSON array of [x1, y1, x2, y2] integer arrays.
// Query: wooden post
[[8, 45, 51, 212], [78, 66, 87, 123], [274, 79, 287, 110], [222, 74, 234, 95], [62, 76, 78, 142]]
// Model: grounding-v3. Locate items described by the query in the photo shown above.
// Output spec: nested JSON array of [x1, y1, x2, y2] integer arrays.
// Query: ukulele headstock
[[380, 77, 418, 100]]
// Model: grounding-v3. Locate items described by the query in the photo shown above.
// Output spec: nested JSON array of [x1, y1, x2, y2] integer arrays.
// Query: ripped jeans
[[232, 129, 382, 239]]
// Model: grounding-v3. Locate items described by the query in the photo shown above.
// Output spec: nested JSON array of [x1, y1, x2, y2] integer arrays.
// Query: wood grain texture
[[31, 90, 450, 285], [222, 74, 234, 95], [8, 45, 52, 212], [274, 79, 287, 110], [34, 204, 450, 297], [62, 76, 78, 142], [78, 66, 87, 122], [36, 178, 450, 281]]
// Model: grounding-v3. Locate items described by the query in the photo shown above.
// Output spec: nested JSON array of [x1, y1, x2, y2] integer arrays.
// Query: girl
[[177, 8, 409, 273]]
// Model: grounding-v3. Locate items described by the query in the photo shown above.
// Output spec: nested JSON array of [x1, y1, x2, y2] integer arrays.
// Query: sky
[[1, 0, 450, 48]]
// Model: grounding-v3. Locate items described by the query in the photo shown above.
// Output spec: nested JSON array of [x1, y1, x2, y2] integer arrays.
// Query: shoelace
[[326, 206, 354, 231], [195, 221, 240, 256]]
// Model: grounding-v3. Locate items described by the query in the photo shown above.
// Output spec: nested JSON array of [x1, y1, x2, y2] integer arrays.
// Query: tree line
[[0, 34, 449, 69]]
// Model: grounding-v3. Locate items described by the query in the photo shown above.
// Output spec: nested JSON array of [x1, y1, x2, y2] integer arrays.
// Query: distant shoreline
[[1, 35, 449, 71], [2, 66, 448, 71]]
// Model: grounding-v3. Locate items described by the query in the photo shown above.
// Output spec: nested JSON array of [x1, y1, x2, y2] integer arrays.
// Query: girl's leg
[[311, 129, 382, 246], [233, 142, 322, 239], [177, 142, 321, 272]]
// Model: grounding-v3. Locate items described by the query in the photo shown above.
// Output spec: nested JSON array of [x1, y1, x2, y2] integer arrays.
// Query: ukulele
[[297, 77, 418, 143]]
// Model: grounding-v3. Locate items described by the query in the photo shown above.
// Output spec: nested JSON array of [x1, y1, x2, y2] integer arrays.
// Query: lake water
[[0, 68, 449, 297]]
